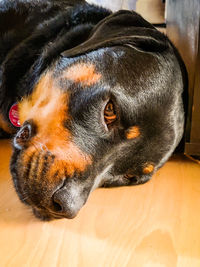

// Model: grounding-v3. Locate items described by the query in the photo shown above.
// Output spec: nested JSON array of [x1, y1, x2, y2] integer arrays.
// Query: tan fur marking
[[0, 113, 14, 134], [143, 164, 154, 174], [126, 126, 140, 139], [64, 63, 101, 86], [19, 72, 91, 179]]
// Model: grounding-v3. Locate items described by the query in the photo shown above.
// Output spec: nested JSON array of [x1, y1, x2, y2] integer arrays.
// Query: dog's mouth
[[11, 166, 82, 221], [10, 147, 89, 220], [32, 207, 77, 221]]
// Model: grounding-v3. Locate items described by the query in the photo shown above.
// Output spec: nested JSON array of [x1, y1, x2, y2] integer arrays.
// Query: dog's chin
[[32, 208, 62, 221]]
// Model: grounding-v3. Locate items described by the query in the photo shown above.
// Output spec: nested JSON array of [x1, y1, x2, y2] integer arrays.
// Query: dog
[[0, 0, 187, 220]]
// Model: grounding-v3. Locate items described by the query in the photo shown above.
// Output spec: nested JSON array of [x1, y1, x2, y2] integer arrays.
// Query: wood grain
[[0, 139, 200, 267]]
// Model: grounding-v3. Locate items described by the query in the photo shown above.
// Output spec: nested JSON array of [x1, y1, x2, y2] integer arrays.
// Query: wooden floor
[[1, 140, 200, 267]]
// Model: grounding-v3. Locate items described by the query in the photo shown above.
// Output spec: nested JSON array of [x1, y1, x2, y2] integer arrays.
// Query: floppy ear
[[61, 10, 169, 58]]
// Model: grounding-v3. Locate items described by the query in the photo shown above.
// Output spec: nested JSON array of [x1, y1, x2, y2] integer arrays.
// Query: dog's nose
[[51, 187, 81, 219]]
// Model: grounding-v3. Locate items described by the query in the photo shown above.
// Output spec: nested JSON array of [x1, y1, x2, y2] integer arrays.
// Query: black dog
[[0, 0, 187, 220]]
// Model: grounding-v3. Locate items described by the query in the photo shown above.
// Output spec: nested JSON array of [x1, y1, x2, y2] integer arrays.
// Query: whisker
[[21, 195, 29, 202], [34, 140, 48, 151], [32, 142, 42, 153]]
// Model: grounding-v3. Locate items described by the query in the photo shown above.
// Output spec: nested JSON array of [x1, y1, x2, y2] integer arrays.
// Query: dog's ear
[[61, 10, 169, 58]]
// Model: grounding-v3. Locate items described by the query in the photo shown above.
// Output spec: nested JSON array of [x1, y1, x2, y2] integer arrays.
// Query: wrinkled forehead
[[55, 45, 160, 92], [53, 47, 130, 87]]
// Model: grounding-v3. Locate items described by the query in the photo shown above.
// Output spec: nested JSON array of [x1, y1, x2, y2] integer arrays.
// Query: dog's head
[[10, 10, 185, 220]]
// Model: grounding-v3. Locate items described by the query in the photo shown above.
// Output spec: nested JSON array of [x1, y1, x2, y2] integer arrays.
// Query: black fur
[[0, 0, 187, 220]]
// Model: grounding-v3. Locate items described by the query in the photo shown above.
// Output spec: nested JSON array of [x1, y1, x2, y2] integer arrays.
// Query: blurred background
[[87, 0, 165, 24]]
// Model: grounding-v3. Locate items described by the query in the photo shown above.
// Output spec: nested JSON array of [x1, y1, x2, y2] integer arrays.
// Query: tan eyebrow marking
[[126, 126, 140, 139], [63, 63, 101, 86]]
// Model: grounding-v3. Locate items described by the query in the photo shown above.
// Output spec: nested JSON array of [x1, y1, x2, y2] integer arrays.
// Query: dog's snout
[[51, 187, 81, 219]]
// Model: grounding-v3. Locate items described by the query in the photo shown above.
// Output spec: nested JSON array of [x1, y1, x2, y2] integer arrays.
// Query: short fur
[[0, 0, 187, 220]]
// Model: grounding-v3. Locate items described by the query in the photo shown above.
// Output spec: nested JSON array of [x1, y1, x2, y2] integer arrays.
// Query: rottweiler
[[0, 0, 187, 220]]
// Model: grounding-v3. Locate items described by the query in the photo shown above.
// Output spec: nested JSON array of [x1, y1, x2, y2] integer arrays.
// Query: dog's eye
[[104, 101, 117, 126]]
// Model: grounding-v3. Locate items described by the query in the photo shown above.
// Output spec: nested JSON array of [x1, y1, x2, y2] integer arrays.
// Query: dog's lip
[[32, 207, 77, 220], [32, 207, 63, 220], [50, 211, 77, 219]]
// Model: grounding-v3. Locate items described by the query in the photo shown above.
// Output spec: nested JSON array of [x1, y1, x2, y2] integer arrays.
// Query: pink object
[[9, 103, 21, 127]]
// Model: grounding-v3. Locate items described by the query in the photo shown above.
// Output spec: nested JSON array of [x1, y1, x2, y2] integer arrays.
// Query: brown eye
[[104, 101, 117, 126], [14, 123, 33, 149], [16, 125, 31, 142]]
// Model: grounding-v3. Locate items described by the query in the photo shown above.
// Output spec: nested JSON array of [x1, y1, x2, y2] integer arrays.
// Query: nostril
[[51, 188, 81, 219], [52, 199, 63, 212]]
